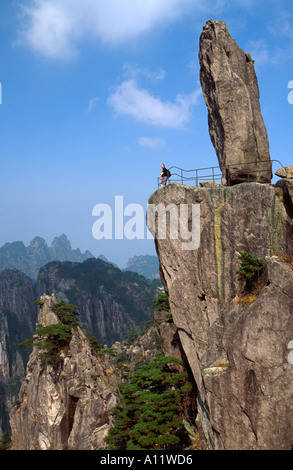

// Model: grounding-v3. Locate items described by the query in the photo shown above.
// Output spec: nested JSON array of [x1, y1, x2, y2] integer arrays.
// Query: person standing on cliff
[[159, 164, 170, 187]]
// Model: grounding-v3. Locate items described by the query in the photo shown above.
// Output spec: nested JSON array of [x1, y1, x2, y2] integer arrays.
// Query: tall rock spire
[[199, 20, 272, 185]]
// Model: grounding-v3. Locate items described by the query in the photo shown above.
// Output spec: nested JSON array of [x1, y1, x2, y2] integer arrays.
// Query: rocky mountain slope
[[0, 257, 159, 439], [9, 294, 198, 451], [35, 258, 159, 345]]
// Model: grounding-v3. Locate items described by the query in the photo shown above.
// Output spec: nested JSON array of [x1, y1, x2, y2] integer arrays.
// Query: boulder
[[199, 20, 272, 185]]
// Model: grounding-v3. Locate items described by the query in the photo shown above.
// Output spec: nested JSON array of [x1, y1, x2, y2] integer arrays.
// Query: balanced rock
[[199, 20, 272, 185]]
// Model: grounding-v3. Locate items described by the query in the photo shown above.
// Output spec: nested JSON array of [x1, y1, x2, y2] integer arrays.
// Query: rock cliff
[[199, 20, 271, 185], [9, 294, 119, 450], [0, 270, 37, 435], [147, 179, 293, 450]]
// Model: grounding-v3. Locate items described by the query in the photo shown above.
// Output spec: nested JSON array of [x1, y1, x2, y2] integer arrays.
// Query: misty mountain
[[125, 255, 160, 280], [0, 234, 94, 281]]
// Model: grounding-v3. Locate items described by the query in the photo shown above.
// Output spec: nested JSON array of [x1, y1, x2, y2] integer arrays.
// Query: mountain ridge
[[0, 234, 94, 281]]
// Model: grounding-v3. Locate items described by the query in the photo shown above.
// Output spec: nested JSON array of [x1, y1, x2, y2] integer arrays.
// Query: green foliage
[[86, 332, 104, 353], [106, 355, 193, 451], [151, 292, 170, 312], [236, 252, 264, 281], [50, 299, 80, 328], [164, 312, 173, 323], [33, 299, 44, 307], [34, 323, 72, 364], [20, 300, 81, 365], [86, 332, 117, 357]]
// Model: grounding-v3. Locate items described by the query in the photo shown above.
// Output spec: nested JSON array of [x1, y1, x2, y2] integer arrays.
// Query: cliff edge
[[147, 179, 293, 450]]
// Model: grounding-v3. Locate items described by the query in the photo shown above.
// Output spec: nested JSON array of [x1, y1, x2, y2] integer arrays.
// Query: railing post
[[181, 169, 183, 184]]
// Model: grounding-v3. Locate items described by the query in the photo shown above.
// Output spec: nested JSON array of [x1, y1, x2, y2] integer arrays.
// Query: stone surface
[[9, 294, 119, 450], [147, 181, 293, 450], [199, 181, 221, 188], [199, 20, 272, 185], [275, 166, 293, 179], [0, 270, 37, 437]]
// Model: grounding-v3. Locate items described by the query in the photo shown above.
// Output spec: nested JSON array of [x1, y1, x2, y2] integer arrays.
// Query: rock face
[[199, 20, 272, 185], [147, 180, 293, 450], [9, 294, 119, 450], [0, 270, 37, 436]]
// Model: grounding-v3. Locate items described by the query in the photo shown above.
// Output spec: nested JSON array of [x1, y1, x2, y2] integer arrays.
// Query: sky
[[0, 0, 292, 268]]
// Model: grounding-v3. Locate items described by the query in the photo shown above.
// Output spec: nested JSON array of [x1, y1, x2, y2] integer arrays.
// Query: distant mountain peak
[[125, 254, 159, 280], [0, 235, 94, 281]]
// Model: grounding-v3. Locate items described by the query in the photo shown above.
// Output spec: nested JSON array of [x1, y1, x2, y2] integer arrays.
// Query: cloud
[[17, 0, 270, 61], [16, 0, 197, 58], [108, 79, 200, 128], [86, 97, 99, 113], [122, 63, 166, 82], [138, 137, 166, 149]]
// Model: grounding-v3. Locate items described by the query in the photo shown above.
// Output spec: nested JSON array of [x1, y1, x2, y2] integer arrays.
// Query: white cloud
[[122, 63, 166, 83], [108, 79, 200, 128], [138, 137, 166, 149], [17, 0, 197, 58], [16, 0, 264, 59]]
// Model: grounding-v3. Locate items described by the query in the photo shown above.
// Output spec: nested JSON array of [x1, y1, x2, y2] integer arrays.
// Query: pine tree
[[106, 355, 192, 450]]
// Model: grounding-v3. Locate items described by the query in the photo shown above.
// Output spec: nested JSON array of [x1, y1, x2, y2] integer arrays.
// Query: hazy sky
[[0, 0, 292, 267]]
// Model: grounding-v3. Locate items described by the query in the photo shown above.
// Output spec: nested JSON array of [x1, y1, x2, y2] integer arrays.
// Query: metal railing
[[157, 160, 284, 188]]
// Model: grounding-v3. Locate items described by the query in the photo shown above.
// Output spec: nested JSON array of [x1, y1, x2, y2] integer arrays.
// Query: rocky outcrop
[[9, 294, 119, 450], [147, 180, 293, 450], [199, 20, 271, 185]]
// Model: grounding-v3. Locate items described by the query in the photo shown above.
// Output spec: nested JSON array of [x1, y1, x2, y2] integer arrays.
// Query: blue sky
[[0, 0, 292, 268]]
